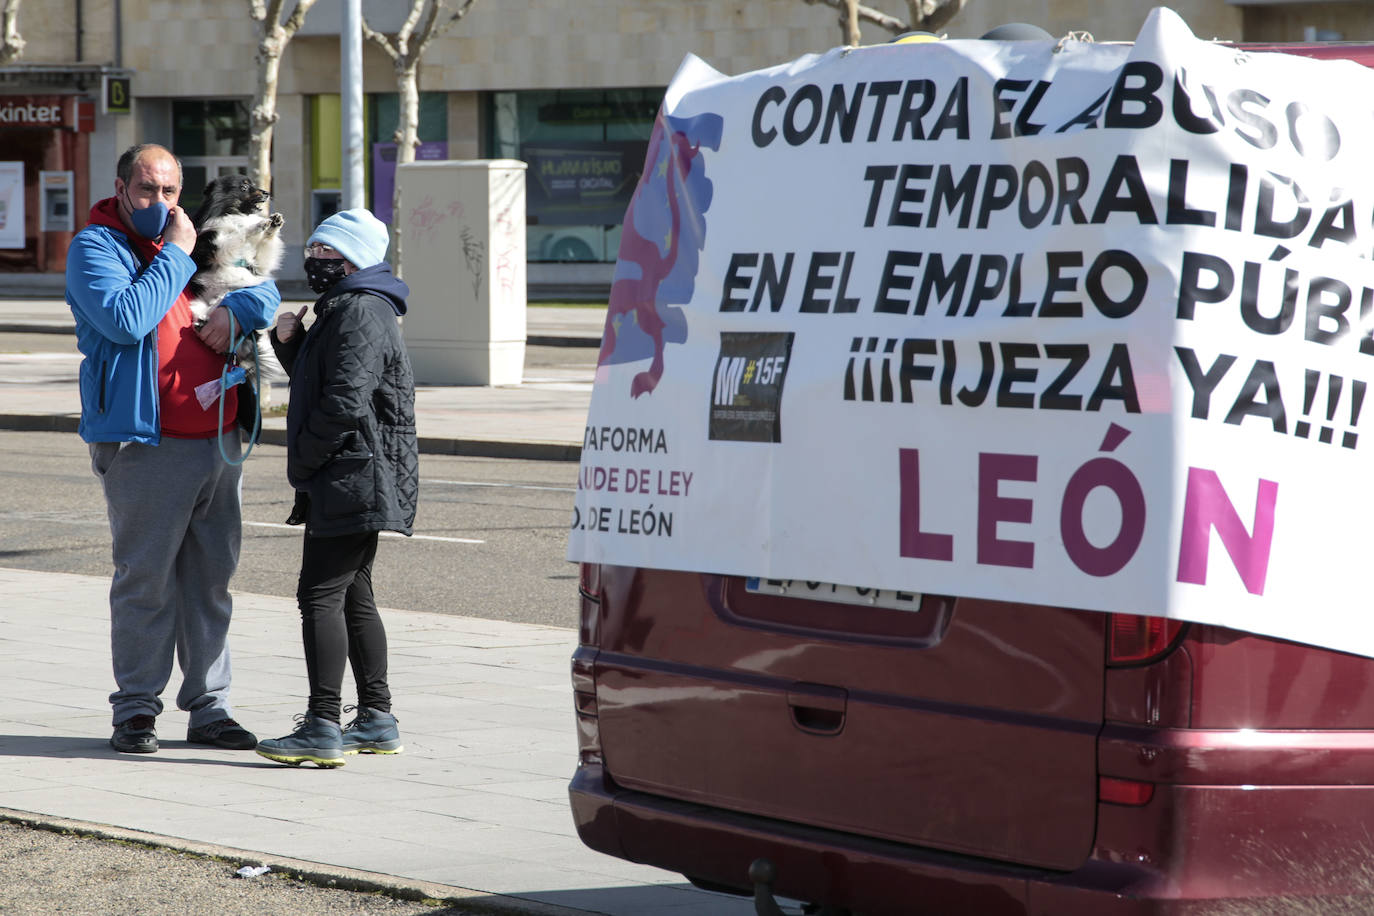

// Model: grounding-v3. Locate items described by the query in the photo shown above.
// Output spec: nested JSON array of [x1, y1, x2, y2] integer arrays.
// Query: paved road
[[0, 430, 583, 628]]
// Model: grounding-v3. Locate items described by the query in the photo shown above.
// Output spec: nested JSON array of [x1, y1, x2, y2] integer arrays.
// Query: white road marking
[[427, 479, 576, 493], [244, 521, 484, 544]]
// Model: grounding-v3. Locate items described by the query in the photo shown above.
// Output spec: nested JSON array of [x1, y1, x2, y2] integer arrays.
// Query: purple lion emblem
[[599, 109, 724, 398]]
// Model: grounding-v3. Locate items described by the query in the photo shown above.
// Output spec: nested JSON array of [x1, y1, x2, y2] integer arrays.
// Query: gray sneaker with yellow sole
[[255, 713, 345, 768], [341, 706, 403, 755]]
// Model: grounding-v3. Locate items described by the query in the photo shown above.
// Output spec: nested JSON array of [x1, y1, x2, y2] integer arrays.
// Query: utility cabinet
[[396, 159, 527, 386]]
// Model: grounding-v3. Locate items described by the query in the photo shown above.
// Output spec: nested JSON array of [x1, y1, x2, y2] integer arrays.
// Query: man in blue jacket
[[65, 143, 280, 754]]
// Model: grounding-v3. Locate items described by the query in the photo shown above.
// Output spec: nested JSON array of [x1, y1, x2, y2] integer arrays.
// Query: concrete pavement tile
[[405, 821, 577, 857], [415, 792, 573, 835], [0, 784, 210, 829], [0, 694, 105, 720], [219, 789, 396, 823], [0, 774, 62, 793], [473, 776, 570, 804], [418, 699, 571, 731], [455, 748, 574, 779], [0, 728, 113, 759], [411, 660, 572, 690], [385, 760, 565, 790], [62, 766, 301, 808], [415, 681, 572, 708], [428, 723, 570, 752], [410, 856, 654, 896], [298, 770, 473, 804], [297, 806, 482, 844], [285, 831, 497, 879]]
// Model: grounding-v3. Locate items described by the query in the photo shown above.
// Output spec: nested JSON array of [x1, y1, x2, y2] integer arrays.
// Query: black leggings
[[296, 530, 391, 723]]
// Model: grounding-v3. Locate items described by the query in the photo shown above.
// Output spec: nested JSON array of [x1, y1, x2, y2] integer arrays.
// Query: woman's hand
[[276, 306, 309, 343]]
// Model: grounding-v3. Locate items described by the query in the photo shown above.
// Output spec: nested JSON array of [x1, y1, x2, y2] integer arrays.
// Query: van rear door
[[593, 569, 1106, 870]]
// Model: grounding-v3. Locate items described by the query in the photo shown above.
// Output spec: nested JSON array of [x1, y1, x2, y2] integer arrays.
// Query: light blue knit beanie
[[307, 208, 389, 269]]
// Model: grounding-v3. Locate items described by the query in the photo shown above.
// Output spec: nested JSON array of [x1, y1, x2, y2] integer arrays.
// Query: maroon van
[[570, 567, 1374, 914], [568, 42, 1374, 916]]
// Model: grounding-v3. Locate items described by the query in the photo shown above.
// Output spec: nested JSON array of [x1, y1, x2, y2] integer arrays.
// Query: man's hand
[[196, 305, 235, 353], [163, 205, 196, 255], [276, 306, 309, 343]]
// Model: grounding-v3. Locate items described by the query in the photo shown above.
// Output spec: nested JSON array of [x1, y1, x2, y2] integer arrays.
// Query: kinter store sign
[[0, 97, 90, 130]]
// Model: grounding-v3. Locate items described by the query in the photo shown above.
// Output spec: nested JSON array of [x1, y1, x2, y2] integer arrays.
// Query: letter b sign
[[103, 76, 131, 116]]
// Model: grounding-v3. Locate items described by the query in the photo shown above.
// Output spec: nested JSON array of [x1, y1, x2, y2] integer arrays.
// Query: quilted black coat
[[271, 263, 418, 537]]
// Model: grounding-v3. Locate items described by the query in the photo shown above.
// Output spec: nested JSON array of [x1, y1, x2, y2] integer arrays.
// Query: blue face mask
[[124, 190, 169, 239]]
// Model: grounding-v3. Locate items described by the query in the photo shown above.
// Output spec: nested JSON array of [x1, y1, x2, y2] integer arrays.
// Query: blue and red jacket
[[65, 198, 280, 444]]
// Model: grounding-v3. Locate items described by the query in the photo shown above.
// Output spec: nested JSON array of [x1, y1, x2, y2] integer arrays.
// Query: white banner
[[566, 8, 1374, 658]]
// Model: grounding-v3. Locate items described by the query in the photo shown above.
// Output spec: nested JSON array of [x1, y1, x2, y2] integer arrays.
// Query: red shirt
[[156, 290, 238, 439]]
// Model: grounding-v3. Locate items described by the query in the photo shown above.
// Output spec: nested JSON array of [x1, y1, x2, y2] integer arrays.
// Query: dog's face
[[191, 175, 271, 227]]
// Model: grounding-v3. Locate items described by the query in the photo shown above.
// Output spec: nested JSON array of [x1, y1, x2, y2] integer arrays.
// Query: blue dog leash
[[215, 309, 260, 466]]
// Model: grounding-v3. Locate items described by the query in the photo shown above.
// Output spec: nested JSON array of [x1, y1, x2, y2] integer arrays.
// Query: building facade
[[0, 0, 1367, 292]]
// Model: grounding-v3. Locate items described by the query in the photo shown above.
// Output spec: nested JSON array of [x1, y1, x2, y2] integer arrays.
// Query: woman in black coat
[[255, 208, 418, 769]]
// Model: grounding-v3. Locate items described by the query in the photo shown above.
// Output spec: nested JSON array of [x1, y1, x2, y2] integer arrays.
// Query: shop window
[[368, 92, 447, 224], [490, 87, 660, 263], [308, 92, 447, 224], [172, 100, 251, 213], [173, 100, 250, 157]]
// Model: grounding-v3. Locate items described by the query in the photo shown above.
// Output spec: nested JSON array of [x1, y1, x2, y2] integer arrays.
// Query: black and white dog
[[186, 175, 287, 393]]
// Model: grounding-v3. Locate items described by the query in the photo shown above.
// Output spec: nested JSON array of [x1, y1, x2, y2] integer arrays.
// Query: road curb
[[0, 416, 582, 462], [0, 414, 80, 434], [0, 807, 589, 915], [0, 323, 74, 334], [1, 323, 601, 349]]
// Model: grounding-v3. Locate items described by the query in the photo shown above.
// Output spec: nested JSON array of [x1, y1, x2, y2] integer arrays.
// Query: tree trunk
[[250, 24, 284, 192], [389, 61, 421, 276], [246, 0, 315, 195], [844, 0, 860, 46], [905, 0, 967, 33], [0, 0, 25, 65], [362, 0, 481, 274]]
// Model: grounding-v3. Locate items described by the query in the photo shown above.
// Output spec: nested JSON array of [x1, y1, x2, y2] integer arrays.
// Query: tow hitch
[[749, 858, 850, 916]]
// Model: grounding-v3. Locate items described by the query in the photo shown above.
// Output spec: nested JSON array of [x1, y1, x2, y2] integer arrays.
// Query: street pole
[[341, 0, 365, 210]]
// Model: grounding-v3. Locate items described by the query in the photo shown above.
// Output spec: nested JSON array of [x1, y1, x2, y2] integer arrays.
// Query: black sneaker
[[111, 714, 157, 754], [187, 717, 258, 750]]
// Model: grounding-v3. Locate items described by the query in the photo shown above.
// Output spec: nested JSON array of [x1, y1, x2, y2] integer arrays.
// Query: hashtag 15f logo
[[715, 353, 788, 407], [709, 331, 795, 443]]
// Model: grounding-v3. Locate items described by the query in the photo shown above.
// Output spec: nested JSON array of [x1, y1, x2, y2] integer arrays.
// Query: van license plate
[[745, 578, 921, 611]]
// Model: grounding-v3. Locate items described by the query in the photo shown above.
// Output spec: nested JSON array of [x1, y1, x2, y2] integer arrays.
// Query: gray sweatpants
[[91, 436, 243, 728]]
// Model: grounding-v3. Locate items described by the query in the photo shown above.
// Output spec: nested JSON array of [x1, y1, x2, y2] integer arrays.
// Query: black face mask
[[304, 257, 349, 294]]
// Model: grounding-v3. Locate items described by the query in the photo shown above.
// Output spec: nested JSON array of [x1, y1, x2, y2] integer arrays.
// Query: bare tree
[[247, 0, 318, 192], [802, 0, 967, 45], [0, 0, 25, 65], [362, 0, 479, 271]]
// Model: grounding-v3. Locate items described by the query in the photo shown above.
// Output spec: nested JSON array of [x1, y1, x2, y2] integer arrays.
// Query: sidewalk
[[0, 304, 757, 914], [0, 568, 752, 916]]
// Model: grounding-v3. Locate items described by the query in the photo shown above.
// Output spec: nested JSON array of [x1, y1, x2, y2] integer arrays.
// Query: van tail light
[[1099, 776, 1155, 806], [573, 565, 603, 766], [579, 561, 601, 597], [571, 648, 601, 765], [578, 562, 602, 648], [1107, 613, 1185, 666]]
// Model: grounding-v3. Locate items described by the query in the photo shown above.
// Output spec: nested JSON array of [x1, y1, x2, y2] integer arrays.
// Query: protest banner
[[566, 7, 1374, 658]]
